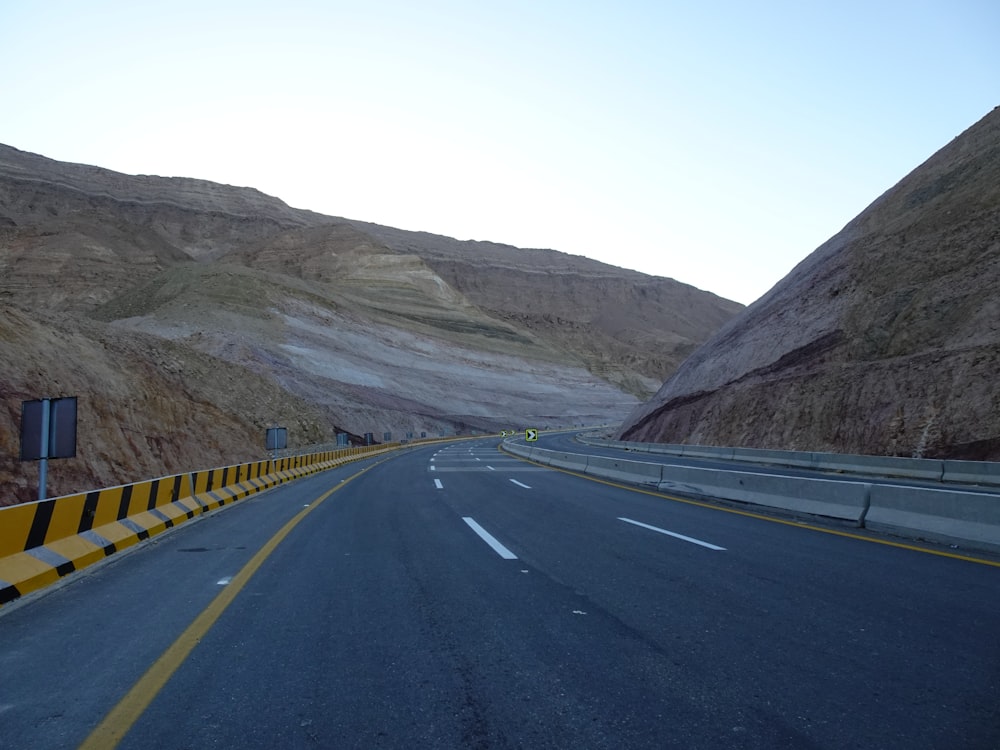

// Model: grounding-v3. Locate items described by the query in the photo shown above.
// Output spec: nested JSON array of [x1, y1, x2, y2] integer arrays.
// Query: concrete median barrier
[[657, 465, 872, 524], [818, 454, 943, 482], [584, 455, 663, 486], [680, 445, 736, 461], [502, 442, 535, 461], [508, 443, 870, 524], [540, 439, 1000, 552], [865, 484, 1000, 552], [730, 447, 817, 469], [545, 451, 590, 472], [942, 459, 1000, 487], [578, 433, 1000, 488], [577, 442, 1000, 551], [620, 441, 654, 453]]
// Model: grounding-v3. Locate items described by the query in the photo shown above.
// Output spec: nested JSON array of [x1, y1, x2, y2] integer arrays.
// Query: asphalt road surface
[[1, 438, 998, 749]]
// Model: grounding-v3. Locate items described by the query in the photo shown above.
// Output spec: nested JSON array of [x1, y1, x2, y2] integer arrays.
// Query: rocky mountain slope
[[618, 106, 1000, 461], [0, 144, 740, 503]]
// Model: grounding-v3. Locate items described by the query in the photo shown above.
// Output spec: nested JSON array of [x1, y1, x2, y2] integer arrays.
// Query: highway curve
[[0, 438, 997, 749]]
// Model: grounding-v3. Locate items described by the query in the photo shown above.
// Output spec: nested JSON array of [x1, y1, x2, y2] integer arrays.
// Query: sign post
[[265, 426, 287, 467], [20, 397, 78, 501]]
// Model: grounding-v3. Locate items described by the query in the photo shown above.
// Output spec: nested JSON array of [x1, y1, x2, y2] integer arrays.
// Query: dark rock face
[[618, 106, 1000, 461]]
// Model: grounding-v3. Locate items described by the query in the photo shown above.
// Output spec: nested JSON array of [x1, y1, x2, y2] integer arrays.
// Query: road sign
[[21, 397, 77, 461], [525, 428, 538, 442], [20, 396, 78, 501], [265, 427, 287, 451]]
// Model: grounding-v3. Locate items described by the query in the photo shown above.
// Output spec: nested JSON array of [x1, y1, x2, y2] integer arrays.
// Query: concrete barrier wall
[[866, 484, 1000, 552], [511, 441, 1000, 552], [657, 465, 871, 524], [731, 447, 816, 470], [503, 443, 535, 461], [584, 455, 662, 486], [545, 451, 590, 472], [578, 434, 1000, 487], [817, 453, 943, 481], [681, 445, 736, 461], [619, 441, 653, 453], [942, 459, 1000, 486], [0, 443, 396, 606], [506, 442, 869, 524]]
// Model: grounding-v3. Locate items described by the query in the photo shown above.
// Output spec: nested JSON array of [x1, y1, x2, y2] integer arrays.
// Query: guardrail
[[0, 444, 398, 607], [503, 442, 1000, 554], [576, 435, 1000, 488]]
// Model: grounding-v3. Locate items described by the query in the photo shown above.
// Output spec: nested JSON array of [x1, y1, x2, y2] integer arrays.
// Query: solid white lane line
[[618, 517, 726, 551], [434, 479, 443, 489], [509, 479, 531, 489], [463, 517, 518, 559]]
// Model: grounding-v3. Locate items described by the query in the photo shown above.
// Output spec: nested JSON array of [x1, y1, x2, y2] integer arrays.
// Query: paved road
[[1, 439, 998, 749]]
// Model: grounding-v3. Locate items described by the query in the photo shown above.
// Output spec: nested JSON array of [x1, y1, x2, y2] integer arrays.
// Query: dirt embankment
[[619, 106, 1000, 460]]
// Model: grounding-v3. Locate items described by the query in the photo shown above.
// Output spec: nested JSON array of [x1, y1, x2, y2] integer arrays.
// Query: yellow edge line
[[501, 445, 1000, 569], [79, 460, 382, 750]]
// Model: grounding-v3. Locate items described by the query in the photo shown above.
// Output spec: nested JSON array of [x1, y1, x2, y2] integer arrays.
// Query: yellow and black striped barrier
[[0, 444, 398, 606]]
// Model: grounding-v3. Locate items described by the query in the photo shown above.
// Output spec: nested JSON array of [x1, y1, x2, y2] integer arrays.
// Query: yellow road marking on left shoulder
[[79, 461, 380, 749]]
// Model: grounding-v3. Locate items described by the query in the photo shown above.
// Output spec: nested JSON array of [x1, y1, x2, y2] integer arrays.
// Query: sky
[[1, 1, 997, 305]]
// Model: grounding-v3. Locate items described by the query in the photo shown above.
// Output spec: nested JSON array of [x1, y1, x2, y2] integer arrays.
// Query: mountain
[[618, 106, 1000, 461], [0, 144, 741, 503]]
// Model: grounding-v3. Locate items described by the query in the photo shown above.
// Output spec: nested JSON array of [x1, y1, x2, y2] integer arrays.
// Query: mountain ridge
[[618, 106, 1000, 460], [0, 143, 741, 503]]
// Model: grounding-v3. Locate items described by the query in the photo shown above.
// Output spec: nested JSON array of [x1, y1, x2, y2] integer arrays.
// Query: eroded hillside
[[619, 106, 1000, 460], [0, 144, 740, 502]]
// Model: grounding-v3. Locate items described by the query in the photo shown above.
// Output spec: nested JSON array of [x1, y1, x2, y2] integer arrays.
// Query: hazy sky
[[2, 1, 997, 304]]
